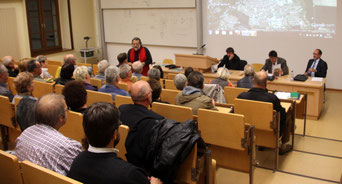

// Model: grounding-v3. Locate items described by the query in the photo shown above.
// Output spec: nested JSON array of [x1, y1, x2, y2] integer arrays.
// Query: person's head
[[184, 67, 194, 78], [2, 56, 15, 69], [132, 61, 143, 74], [83, 102, 121, 148], [243, 64, 255, 77], [117, 53, 128, 66], [147, 79, 161, 102], [226, 47, 235, 57], [268, 50, 278, 64], [14, 72, 34, 94], [130, 80, 152, 107], [216, 67, 230, 81], [18, 58, 31, 72], [35, 94, 67, 130], [253, 71, 267, 89], [0, 64, 9, 83], [313, 49, 322, 60], [16, 97, 37, 131], [60, 63, 75, 80], [64, 54, 77, 65], [187, 71, 204, 89], [119, 64, 132, 79], [148, 68, 161, 81], [27, 59, 42, 76], [105, 66, 120, 84], [36, 55, 48, 68], [73, 66, 90, 82], [174, 73, 187, 90], [97, 60, 109, 74], [62, 80, 87, 111], [153, 65, 163, 79], [132, 37, 142, 51]]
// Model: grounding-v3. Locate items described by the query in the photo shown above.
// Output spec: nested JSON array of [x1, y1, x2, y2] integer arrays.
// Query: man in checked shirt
[[15, 93, 82, 175]]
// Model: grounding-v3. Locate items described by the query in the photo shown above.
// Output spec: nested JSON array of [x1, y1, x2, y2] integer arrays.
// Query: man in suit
[[261, 50, 288, 75], [304, 49, 328, 78], [218, 47, 243, 70]]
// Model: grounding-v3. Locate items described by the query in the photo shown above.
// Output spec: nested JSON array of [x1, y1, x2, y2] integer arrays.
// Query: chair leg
[[0, 125, 9, 150], [205, 150, 212, 184]]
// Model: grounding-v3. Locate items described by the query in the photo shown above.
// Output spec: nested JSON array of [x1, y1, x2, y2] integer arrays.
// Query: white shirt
[[88, 145, 119, 154], [310, 59, 320, 77]]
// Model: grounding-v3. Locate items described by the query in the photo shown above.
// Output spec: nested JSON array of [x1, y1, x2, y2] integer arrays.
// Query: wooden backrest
[[167, 73, 177, 80], [14, 96, 22, 114], [116, 125, 129, 161], [140, 76, 148, 81], [198, 109, 246, 151], [114, 95, 133, 108], [251, 63, 263, 72], [47, 60, 63, 66], [54, 84, 64, 94], [86, 90, 113, 107], [77, 63, 92, 68], [46, 65, 60, 78], [32, 81, 54, 98], [0, 95, 15, 128], [20, 160, 82, 184], [234, 98, 274, 131], [118, 83, 128, 92], [175, 143, 197, 184], [160, 89, 180, 105], [59, 111, 84, 143], [7, 77, 17, 96], [224, 87, 249, 104], [164, 79, 177, 90], [90, 78, 103, 90], [0, 150, 23, 184], [93, 64, 98, 75], [152, 102, 193, 122]]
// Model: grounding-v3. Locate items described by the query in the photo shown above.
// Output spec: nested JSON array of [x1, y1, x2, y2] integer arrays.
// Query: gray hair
[[174, 73, 187, 90], [73, 66, 88, 81], [35, 94, 66, 127], [97, 60, 109, 74], [131, 83, 150, 102], [132, 61, 143, 73], [36, 55, 47, 64], [217, 67, 230, 80], [0, 64, 8, 74], [105, 66, 120, 84], [2, 56, 13, 66], [244, 64, 255, 76], [148, 68, 161, 81], [119, 64, 131, 79]]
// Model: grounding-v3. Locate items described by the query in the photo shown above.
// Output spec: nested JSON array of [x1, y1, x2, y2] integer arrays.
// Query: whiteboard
[[103, 9, 197, 47], [101, 0, 195, 9]]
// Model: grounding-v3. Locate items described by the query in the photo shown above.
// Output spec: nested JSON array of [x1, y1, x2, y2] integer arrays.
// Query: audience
[[117, 52, 129, 67], [147, 79, 164, 103], [148, 68, 161, 81], [210, 67, 233, 89], [237, 71, 291, 154], [119, 64, 134, 91], [64, 54, 77, 65], [27, 59, 45, 82], [12, 72, 36, 103], [184, 67, 194, 78], [94, 60, 109, 81], [153, 65, 164, 79], [15, 93, 82, 175], [16, 96, 37, 131], [67, 102, 162, 184], [237, 64, 255, 89], [99, 66, 129, 102], [173, 73, 187, 91], [74, 66, 97, 91], [36, 55, 52, 79], [18, 58, 31, 72], [2, 56, 19, 77], [0, 63, 14, 101], [176, 71, 217, 115], [55, 63, 75, 85], [132, 61, 143, 80], [62, 81, 87, 114]]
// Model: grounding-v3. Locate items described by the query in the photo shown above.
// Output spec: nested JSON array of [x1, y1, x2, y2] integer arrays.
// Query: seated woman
[[74, 66, 97, 91], [55, 63, 75, 85], [12, 72, 36, 104], [62, 80, 87, 114], [210, 67, 234, 89], [147, 79, 167, 104]]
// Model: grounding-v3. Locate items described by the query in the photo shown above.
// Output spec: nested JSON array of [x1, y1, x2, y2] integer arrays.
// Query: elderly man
[[0, 63, 14, 101], [27, 59, 45, 82], [119, 64, 133, 91], [2, 56, 19, 77], [127, 37, 153, 76], [262, 50, 289, 76], [99, 66, 129, 101], [68, 102, 162, 184], [13, 72, 36, 103], [237, 64, 255, 89], [74, 66, 97, 91], [237, 71, 291, 154], [94, 60, 109, 81], [15, 93, 82, 175], [148, 68, 161, 81], [176, 71, 217, 115], [64, 54, 77, 65], [132, 61, 143, 80], [174, 73, 187, 90], [304, 49, 328, 78], [36, 55, 52, 79]]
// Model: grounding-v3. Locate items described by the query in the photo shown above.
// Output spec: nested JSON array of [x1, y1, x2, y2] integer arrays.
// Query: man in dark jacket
[[237, 64, 255, 89], [304, 49, 328, 78], [218, 47, 243, 70]]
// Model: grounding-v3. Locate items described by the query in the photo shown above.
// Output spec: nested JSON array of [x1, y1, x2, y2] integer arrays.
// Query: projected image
[[207, 0, 337, 38]]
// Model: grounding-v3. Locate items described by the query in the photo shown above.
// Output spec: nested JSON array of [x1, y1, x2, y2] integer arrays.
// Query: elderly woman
[[12, 72, 36, 104], [55, 63, 75, 85], [99, 66, 129, 101], [119, 64, 133, 91], [210, 67, 233, 89], [237, 64, 255, 89], [62, 80, 87, 114], [74, 66, 97, 91], [148, 68, 161, 81], [36, 55, 52, 79], [173, 73, 187, 90], [94, 60, 109, 81], [132, 61, 143, 80]]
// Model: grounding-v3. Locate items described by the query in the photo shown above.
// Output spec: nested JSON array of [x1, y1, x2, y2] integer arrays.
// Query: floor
[[216, 90, 342, 184]]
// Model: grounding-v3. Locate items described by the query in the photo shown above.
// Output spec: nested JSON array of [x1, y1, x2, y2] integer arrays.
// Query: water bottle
[[290, 70, 294, 81]]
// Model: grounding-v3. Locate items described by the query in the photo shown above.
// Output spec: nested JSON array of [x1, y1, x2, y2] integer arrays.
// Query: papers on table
[[312, 77, 323, 82], [276, 92, 291, 99]]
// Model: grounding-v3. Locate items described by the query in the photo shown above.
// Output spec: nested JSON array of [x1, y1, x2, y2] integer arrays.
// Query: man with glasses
[[304, 49, 328, 78]]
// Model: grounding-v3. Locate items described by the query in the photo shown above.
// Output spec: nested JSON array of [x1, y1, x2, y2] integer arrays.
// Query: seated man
[[119, 64, 134, 91], [99, 66, 129, 101], [64, 54, 77, 65], [74, 66, 98, 91], [15, 93, 82, 175], [67, 102, 162, 184], [132, 61, 143, 80], [27, 59, 45, 82], [237, 64, 255, 89], [218, 47, 242, 70], [13, 72, 36, 103], [0, 63, 14, 101], [184, 67, 194, 78], [176, 71, 217, 115], [174, 73, 187, 90], [55, 63, 75, 85], [148, 68, 161, 81], [117, 52, 129, 67], [94, 60, 109, 81], [62, 81, 87, 114], [2, 56, 19, 77], [304, 49, 328, 78], [261, 50, 289, 76], [237, 71, 291, 154]]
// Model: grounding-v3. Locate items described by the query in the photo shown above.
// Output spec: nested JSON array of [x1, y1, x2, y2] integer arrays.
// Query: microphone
[[200, 44, 206, 49], [193, 44, 206, 55]]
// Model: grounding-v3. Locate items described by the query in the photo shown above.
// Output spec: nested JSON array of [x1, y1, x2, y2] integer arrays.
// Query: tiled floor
[[216, 90, 342, 183]]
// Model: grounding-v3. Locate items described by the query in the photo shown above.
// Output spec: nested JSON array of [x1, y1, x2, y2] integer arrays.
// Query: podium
[[175, 54, 219, 73]]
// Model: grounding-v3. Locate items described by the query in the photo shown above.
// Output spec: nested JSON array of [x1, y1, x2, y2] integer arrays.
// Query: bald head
[[253, 71, 267, 88], [130, 81, 151, 105], [64, 54, 76, 65]]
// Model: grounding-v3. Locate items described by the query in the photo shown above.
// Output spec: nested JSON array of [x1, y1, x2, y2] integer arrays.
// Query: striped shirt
[[15, 124, 82, 175]]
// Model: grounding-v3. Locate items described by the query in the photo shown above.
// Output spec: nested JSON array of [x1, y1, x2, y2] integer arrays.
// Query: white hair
[[119, 64, 131, 79], [132, 61, 143, 73], [73, 66, 89, 81], [148, 68, 161, 81], [97, 60, 109, 74], [2, 56, 13, 66], [105, 66, 120, 84], [173, 73, 187, 90], [244, 64, 255, 76], [0, 64, 8, 74], [217, 67, 230, 80]]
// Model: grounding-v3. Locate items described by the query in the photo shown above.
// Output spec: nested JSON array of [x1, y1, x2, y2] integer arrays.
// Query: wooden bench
[[116, 125, 129, 161], [160, 89, 180, 105], [0, 150, 23, 184], [114, 95, 133, 108], [54, 84, 64, 94], [7, 77, 17, 96], [164, 79, 177, 90], [118, 82, 129, 92], [32, 81, 54, 98], [47, 60, 63, 66], [0, 95, 17, 150], [86, 90, 113, 107], [152, 102, 193, 122], [59, 111, 84, 143], [224, 87, 248, 105], [167, 73, 177, 80], [46, 65, 60, 78], [90, 78, 103, 90]]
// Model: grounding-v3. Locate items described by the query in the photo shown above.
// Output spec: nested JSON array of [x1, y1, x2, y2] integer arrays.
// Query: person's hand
[[150, 177, 163, 184], [14, 64, 19, 70], [229, 54, 234, 60], [212, 99, 216, 106], [304, 72, 308, 76], [308, 68, 317, 72], [278, 68, 283, 75]]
